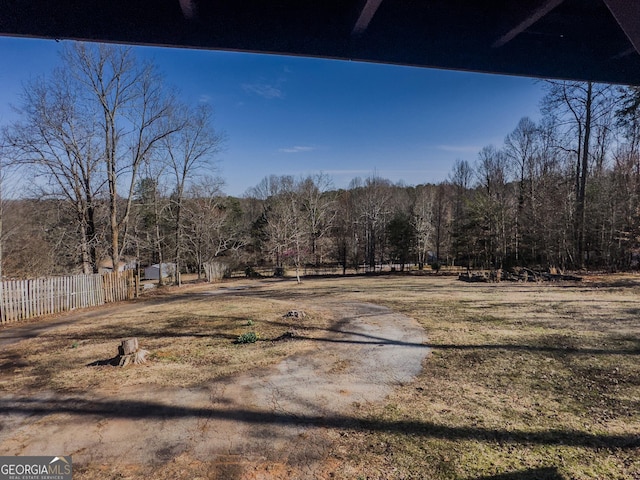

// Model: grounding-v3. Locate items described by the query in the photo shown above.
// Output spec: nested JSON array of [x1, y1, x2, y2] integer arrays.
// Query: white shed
[[144, 263, 176, 280]]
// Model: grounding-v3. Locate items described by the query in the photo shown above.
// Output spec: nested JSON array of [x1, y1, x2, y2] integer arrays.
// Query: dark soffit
[[0, 0, 639, 85]]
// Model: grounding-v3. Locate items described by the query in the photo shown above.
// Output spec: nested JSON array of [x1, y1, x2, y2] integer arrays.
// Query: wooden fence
[[0, 270, 136, 324], [203, 261, 228, 283]]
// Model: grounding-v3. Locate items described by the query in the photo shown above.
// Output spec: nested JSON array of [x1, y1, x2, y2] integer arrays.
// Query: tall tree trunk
[[435, 205, 442, 263], [110, 199, 119, 274], [154, 189, 164, 286], [577, 81, 593, 268], [106, 111, 120, 275], [0, 190, 3, 280], [80, 222, 92, 275], [174, 199, 182, 286], [86, 205, 98, 273]]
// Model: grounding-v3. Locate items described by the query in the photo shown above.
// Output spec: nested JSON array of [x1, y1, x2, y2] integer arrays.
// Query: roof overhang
[[0, 0, 639, 85]]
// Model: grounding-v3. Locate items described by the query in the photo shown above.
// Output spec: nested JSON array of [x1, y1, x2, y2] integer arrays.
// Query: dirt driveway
[[0, 286, 428, 479]]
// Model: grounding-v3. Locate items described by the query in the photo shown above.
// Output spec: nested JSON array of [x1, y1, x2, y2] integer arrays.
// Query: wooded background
[[2, 44, 640, 279]]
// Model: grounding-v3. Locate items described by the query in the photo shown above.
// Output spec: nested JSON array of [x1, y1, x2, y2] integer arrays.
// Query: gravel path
[[0, 299, 428, 479]]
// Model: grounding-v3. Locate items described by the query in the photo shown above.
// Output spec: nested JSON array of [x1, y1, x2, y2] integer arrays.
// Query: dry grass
[[1, 274, 639, 479], [300, 274, 640, 480], [0, 279, 335, 394]]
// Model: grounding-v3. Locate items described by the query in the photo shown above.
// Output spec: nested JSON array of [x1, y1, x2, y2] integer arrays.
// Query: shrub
[[245, 266, 261, 278], [236, 332, 259, 344]]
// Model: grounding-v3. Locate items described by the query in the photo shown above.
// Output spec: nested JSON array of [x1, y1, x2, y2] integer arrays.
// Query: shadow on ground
[[469, 467, 564, 480], [1, 396, 638, 450]]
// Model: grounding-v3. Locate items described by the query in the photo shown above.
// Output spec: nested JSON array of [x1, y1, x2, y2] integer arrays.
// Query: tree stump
[[115, 338, 150, 367], [118, 338, 139, 355]]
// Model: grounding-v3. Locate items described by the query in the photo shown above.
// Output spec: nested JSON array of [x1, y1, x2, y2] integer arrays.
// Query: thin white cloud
[[436, 144, 481, 154], [198, 94, 212, 103], [242, 82, 284, 99], [278, 146, 315, 154]]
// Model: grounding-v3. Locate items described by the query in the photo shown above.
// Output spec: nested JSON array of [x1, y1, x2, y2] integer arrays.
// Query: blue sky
[[0, 36, 546, 196]]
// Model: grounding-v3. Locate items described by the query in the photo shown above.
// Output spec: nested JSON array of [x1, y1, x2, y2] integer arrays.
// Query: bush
[[245, 266, 261, 278], [236, 332, 259, 344]]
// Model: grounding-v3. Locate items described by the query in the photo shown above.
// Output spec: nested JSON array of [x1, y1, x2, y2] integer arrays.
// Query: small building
[[98, 258, 137, 274], [144, 263, 176, 280]]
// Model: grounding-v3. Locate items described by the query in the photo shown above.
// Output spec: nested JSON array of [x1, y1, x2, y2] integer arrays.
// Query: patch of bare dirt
[[0, 295, 428, 479]]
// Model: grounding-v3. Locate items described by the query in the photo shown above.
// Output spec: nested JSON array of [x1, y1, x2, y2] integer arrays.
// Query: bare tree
[[474, 145, 512, 268], [504, 117, 538, 263], [541, 80, 615, 267], [163, 103, 223, 284], [449, 159, 473, 269], [432, 182, 452, 266], [248, 175, 296, 270], [183, 176, 246, 278], [284, 186, 306, 283], [351, 176, 393, 271], [411, 185, 435, 269], [133, 159, 172, 285], [0, 146, 8, 279], [332, 189, 359, 274], [298, 173, 336, 265], [248, 175, 311, 282], [63, 43, 181, 272], [0, 198, 74, 277], [521, 117, 568, 268], [3, 66, 101, 273]]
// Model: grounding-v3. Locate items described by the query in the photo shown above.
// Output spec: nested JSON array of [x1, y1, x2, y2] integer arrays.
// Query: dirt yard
[[0, 278, 427, 479], [0, 275, 639, 479]]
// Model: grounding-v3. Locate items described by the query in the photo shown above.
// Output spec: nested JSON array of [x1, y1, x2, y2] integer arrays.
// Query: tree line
[[0, 43, 223, 282], [1, 43, 640, 279]]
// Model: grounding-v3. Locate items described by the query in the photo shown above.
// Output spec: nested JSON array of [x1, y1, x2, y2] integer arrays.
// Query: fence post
[[8, 280, 15, 321], [0, 281, 3, 324]]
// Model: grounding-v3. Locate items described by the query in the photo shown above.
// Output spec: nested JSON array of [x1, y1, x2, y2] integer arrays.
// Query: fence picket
[[0, 271, 135, 324], [16, 280, 19, 319], [10, 281, 16, 320], [8, 281, 13, 320], [43, 278, 48, 316], [5, 281, 10, 321], [0, 281, 4, 324], [53, 278, 58, 314], [33, 279, 38, 317], [1, 282, 5, 324], [11, 281, 16, 320], [78, 275, 83, 308], [7, 281, 12, 321], [18, 280, 24, 320], [83, 275, 88, 307], [23, 280, 29, 319], [65, 276, 69, 311]]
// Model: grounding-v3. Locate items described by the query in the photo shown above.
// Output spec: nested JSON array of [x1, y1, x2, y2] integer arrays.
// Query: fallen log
[[458, 273, 489, 283], [460, 270, 583, 283]]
